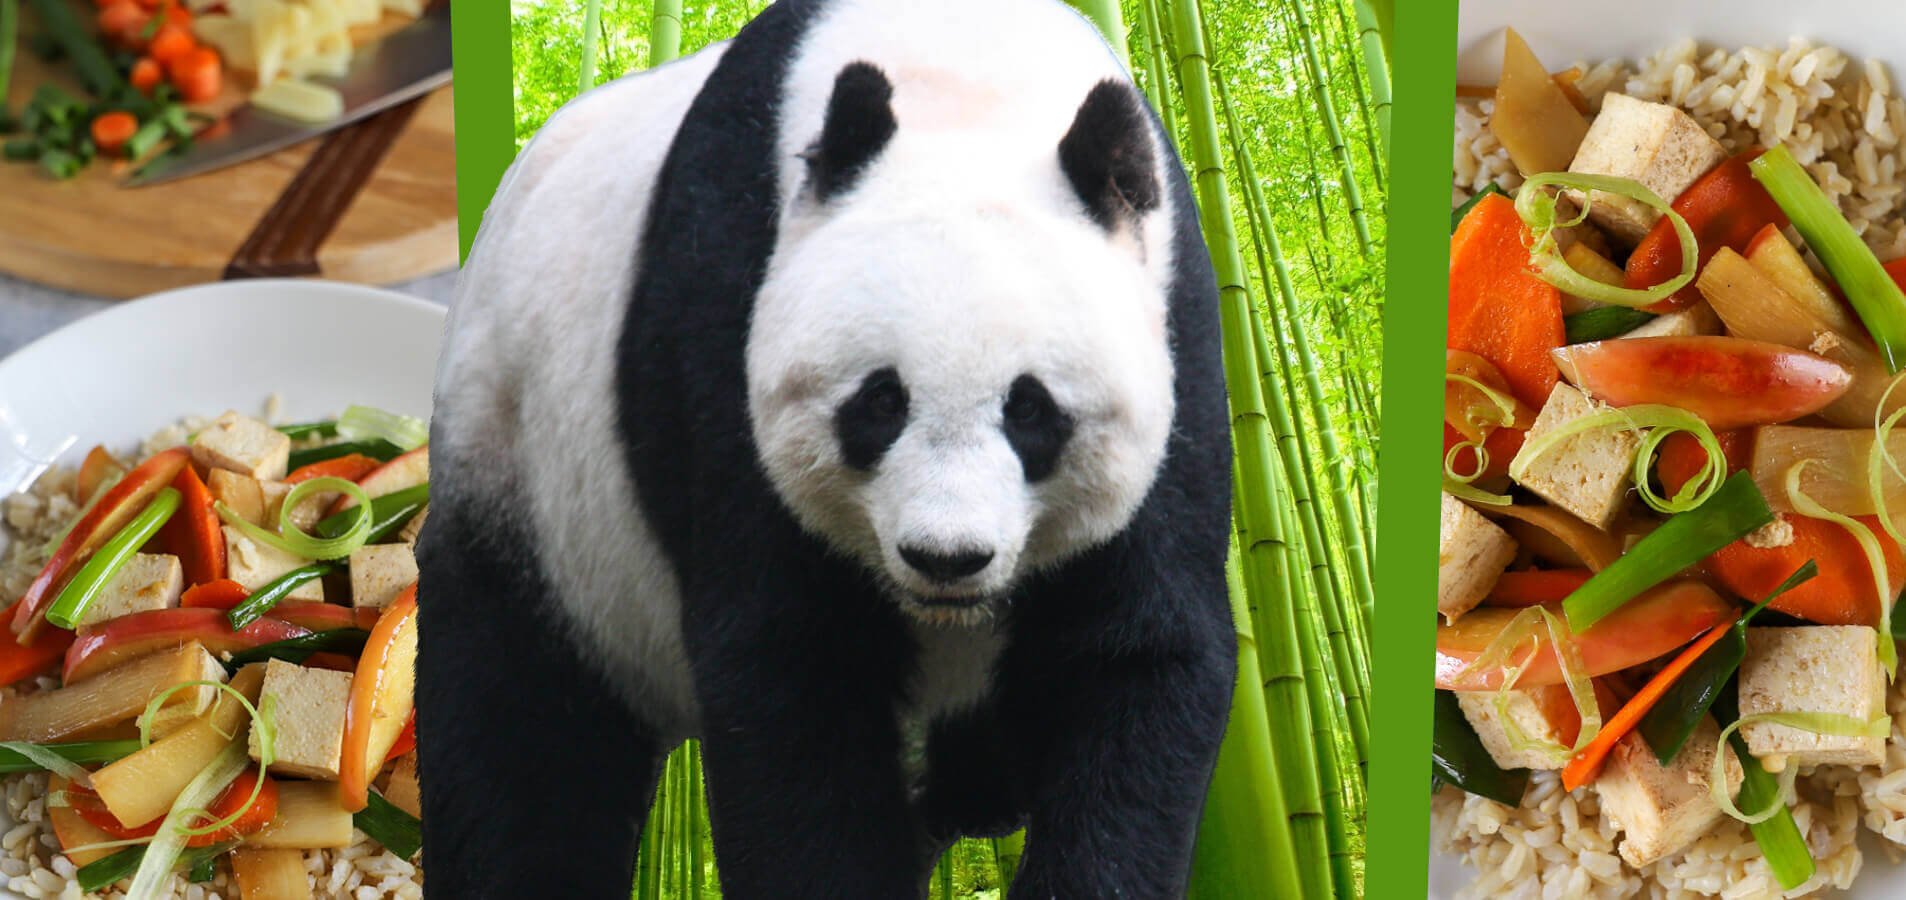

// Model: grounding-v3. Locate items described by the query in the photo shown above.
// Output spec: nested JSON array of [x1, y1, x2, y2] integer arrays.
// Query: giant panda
[[417, 0, 1235, 896]]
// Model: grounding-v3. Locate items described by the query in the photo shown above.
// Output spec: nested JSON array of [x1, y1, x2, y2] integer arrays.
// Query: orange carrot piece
[[180, 578, 250, 610], [1654, 429, 1751, 497], [89, 112, 138, 156], [129, 57, 163, 94], [155, 465, 225, 586], [169, 47, 221, 104], [1561, 612, 1739, 790], [1707, 514, 1903, 627], [285, 454, 381, 485], [147, 24, 195, 66], [1449, 193, 1566, 408], [1486, 568, 1594, 607], [0, 601, 74, 688]]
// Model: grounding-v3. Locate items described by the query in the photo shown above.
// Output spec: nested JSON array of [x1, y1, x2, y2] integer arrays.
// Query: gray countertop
[[0, 270, 460, 359]]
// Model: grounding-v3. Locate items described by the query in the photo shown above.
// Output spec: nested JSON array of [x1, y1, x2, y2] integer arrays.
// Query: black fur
[[421, 1, 1233, 897], [806, 61, 897, 201], [1001, 374, 1073, 482], [836, 366, 909, 471], [1059, 79, 1163, 230]]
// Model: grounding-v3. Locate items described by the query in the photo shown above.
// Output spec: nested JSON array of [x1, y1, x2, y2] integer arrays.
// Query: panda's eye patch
[[1002, 375, 1073, 483], [836, 367, 909, 471]]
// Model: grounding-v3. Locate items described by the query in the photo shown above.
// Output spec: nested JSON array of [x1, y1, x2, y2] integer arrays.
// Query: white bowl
[[1440, 5, 1906, 897]]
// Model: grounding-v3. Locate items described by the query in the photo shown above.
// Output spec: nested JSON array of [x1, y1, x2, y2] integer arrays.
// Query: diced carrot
[[147, 23, 195, 66], [154, 465, 225, 586], [180, 578, 250, 610], [0, 601, 74, 688], [1654, 429, 1751, 497], [96, 1, 149, 49], [1707, 513, 1905, 626], [153, 1, 189, 28], [169, 47, 222, 104], [1449, 193, 1566, 408], [1562, 613, 1739, 790], [1626, 150, 1789, 312], [285, 453, 381, 485], [1486, 568, 1594, 607], [129, 57, 163, 94], [88, 111, 138, 157]]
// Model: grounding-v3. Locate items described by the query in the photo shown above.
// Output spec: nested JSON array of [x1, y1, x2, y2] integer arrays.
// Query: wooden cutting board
[[0, 11, 457, 299]]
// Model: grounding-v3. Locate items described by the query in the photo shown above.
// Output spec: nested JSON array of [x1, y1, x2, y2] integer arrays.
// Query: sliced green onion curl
[[336, 405, 428, 452], [1515, 173, 1699, 308], [1712, 711, 1888, 823], [1455, 606, 1601, 766], [1444, 442, 1510, 506], [45, 488, 181, 630], [1751, 144, 1906, 372], [214, 476, 372, 561], [1786, 461, 1897, 678], [1509, 403, 1726, 514], [1447, 373, 1518, 434]]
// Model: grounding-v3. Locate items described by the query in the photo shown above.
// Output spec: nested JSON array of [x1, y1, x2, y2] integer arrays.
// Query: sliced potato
[[244, 781, 354, 849], [252, 79, 345, 125]]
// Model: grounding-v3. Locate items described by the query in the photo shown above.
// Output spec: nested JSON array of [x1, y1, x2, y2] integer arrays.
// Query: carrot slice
[[285, 453, 380, 485], [1449, 193, 1566, 408], [1655, 429, 1751, 497], [180, 578, 250, 610], [0, 600, 74, 687], [1706, 513, 1903, 626], [1486, 568, 1593, 607], [89, 111, 138, 156], [1625, 150, 1789, 312], [155, 464, 225, 586], [1561, 613, 1739, 790]]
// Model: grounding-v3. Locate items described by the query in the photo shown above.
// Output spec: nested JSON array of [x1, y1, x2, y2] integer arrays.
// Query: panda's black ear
[[804, 61, 897, 202], [1059, 81, 1161, 230]]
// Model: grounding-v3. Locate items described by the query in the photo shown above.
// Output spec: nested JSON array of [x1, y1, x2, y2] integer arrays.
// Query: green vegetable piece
[[123, 117, 168, 161], [1636, 561, 1816, 764], [45, 487, 181, 630], [0, 0, 17, 123], [39, 148, 79, 180], [187, 853, 216, 883], [1752, 144, 1906, 371], [1564, 473, 1773, 631], [0, 739, 141, 773], [1452, 183, 1506, 234], [315, 483, 429, 543], [227, 562, 340, 630], [223, 628, 370, 671], [354, 789, 423, 860], [1712, 688, 1814, 890], [2, 137, 38, 161], [277, 420, 340, 440], [286, 439, 405, 472], [1563, 306, 1656, 344], [1431, 690, 1529, 806], [77, 843, 232, 893], [24, 0, 126, 98]]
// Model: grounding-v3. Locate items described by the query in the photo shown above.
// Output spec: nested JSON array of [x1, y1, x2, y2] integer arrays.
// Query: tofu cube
[[1439, 493, 1515, 621], [76, 553, 182, 629], [207, 470, 270, 528], [191, 412, 291, 481], [1739, 626, 1886, 769], [1596, 715, 1743, 867], [1567, 93, 1729, 245], [1456, 686, 1575, 771], [349, 544, 417, 609], [249, 659, 352, 779], [223, 525, 324, 603], [1509, 383, 1639, 529]]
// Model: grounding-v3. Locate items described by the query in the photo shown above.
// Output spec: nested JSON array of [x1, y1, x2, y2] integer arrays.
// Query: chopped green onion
[[1564, 306, 1656, 343], [1431, 690, 1529, 805], [1515, 173, 1699, 308], [0, 739, 140, 775], [1711, 688, 1815, 890], [1510, 403, 1727, 514], [215, 476, 372, 562], [45, 487, 181, 630], [355, 789, 423, 859], [187, 852, 216, 883], [1751, 144, 1906, 372], [122, 117, 166, 160], [315, 483, 428, 543], [276, 420, 339, 440], [0, 740, 119, 787], [39, 148, 79, 179], [1784, 460, 1897, 677], [335, 405, 428, 452], [1564, 473, 1773, 631], [1446, 373, 1517, 435], [286, 438, 404, 472], [76, 842, 234, 894], [1712, 710, 1887, 824], [0, 0, 17, 120], [224, 563, 338, 631], [2, 137, 37, 161], [223, 628, 369, 671], [23, 0, 125, 98], [1452, 183, 1507, 233], [1636, 561, 1816, 764]]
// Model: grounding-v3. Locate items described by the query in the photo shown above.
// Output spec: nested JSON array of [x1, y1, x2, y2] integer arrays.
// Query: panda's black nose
[[899, 545, 994, 582]]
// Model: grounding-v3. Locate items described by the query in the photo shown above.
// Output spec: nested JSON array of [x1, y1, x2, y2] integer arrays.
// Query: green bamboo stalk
[[1287, 0, 1374, 259], [1272, 2, 1336, 253], [688, 742, 705, 897], [994, 830, 1024, 886], [650, 0, 683, 67], [578, 0, 602, 92], [1163, 0, 1332, 895], [1065, 0, 1130, 68], [1352, 0, 1392, 157], [1324, 0, 1385, 193], [1145, 0, 1182, 148]]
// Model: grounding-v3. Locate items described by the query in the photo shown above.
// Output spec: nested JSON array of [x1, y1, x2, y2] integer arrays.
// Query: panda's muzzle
[[898, 544, 994, 584]]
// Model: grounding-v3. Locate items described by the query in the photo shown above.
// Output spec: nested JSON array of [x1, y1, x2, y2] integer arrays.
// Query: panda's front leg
[[680, 535, 933, 898], [998, 541, 1236, 899]]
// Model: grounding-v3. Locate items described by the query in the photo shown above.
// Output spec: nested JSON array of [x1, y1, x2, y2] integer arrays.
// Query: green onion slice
[[1785, 461, 1898, 678], [336, 405, 428, 452], [1447, 373, 1518, 436], [0, 739, 139, 776], [215, 476, 372, 561], [1515, 173, 1699, 308], [1509, 403, 1726, 514], [45, 487, 181, 630], [1564, 472, 1773, 631], [1455, 605, 1600, 765], [1712, 711, 1889, 823], [0, 741, 95, 787]]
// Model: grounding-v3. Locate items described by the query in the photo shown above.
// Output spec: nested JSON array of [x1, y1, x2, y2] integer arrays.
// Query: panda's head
[[748, 60, 1177, 626]]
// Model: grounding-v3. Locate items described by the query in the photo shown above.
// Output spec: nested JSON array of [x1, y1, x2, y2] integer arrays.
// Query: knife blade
[[127, 3, 451, 187]]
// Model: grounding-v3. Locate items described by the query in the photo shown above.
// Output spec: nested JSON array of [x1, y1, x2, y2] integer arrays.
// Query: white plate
[[1438, 4, 1906, 897], [0, 280, 441, 896]]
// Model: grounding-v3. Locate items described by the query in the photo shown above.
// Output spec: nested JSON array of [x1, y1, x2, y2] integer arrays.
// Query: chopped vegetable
[[44, 486, 180, 631], [1711, 688, 1815, 890], [75, 842, 230, 894], [285, 453, 380, 485], [276, 421, 338, 440], [215, 476, 371, 562], [0, 0, 15, 124], [340, 583, 417, 811], [1487, 502, 1624, 571], [354, 789, 423, 860], [222, 629, 369, 671], [1516, 173, 1699, 309], [225, 563, 338, 631], [128, 56, 161, 94], [1488, 28, 1589, 177], [1751, 145, 1906, 372], [1563, 473, 1773, 630], [1509, 403, 1726, 514], [1624, 151, 1788, 312], [1437, 581, 1732, 691], [179, 579, 249, 610], [92, 666, 264, 829], [1460, 604, 1601, 764], [336, 406, 429, 452], [315, 483, 428, 543], [251, 77, 344, 123], [1713, 710, 1886, 823], [1745, 222, 1861, 337], [285, 439, 404, 473], [0, 739, 139, 774], [1432, 690, 1529, 805], [2, 642, 222, 744], [29, 0, 127, 96], [89, 110, 136, 155], [242, 781, 352, 850], [0, 599, 75, 687], [1552, 337, 1851, 430], [1450, 193, 1567, 406], [63, 609, 308, 684], [155, 465, 224, 588], [1708, 513, 1899, 627], [1446, 350, 1534, 444], [1784, 461, 1899, 674], [168, 46, 220, 104], [1563, 306, 1655, 343], [1452, 183, 1506, 233], [1486, 568, 1592, 607]]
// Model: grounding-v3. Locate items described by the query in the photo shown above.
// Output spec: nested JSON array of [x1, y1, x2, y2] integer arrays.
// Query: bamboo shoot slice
[[232, 847, 313, 900], [244, 781, 353, 849], [1747, 226, 1861, 337], [1490, 28, 1591, 177], [90, 664, 266, 829], [0, 643, 225, 744], [383, 753, 420, 818], [1751, 426, 1906, 518]]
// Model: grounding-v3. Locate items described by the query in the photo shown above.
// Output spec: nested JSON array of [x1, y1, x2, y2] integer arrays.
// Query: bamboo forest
[[507, 0, 1389, 896]]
